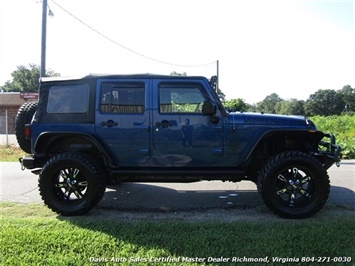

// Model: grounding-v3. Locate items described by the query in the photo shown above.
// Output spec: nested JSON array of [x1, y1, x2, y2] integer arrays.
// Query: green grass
[[0, 145, 26, 162], [1, 203, 354, 265]]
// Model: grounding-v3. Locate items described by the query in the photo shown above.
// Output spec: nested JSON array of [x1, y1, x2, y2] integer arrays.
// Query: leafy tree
[[1, 64, 60, 92], [338, 85, 355, 112], [304, 89, 344, 116], [224, 98, 250, 112], [275, 99, 305, 115], [257, 93, 283, 114], [216, 87, 226, 103]]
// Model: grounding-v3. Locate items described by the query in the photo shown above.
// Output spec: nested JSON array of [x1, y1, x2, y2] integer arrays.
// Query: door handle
[[156, 120, 173, 128], [101, 120, 118, 127]]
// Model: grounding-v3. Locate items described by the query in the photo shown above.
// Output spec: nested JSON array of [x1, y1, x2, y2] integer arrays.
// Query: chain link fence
[[0, 110, 18, 145]]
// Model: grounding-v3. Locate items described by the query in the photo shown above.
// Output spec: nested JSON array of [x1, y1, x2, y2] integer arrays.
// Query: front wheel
[[39, 153, 106, 216], [257, 151, 330, 219]]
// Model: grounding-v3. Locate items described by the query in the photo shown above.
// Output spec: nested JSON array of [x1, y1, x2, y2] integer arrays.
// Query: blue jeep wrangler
[[16, 74, 341, 218]]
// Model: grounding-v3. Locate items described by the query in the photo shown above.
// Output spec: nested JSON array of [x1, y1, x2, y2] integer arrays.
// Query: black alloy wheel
[[39, 153, 106, 216], [258, 151, 330, 219]]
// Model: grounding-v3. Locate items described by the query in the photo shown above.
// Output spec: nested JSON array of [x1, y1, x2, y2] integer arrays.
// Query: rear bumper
[[19, 155, 44, 171]]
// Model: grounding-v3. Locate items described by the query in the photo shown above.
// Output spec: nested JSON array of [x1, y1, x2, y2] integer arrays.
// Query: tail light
[[25, 125, 31, 139]]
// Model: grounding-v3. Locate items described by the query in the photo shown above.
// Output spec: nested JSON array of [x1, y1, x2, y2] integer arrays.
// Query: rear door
[[95, 79, 150, 165], [152, 79, 223, 166]]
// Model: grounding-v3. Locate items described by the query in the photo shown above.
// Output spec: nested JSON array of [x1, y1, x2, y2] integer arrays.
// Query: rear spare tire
[[15, 101, 38, 153]]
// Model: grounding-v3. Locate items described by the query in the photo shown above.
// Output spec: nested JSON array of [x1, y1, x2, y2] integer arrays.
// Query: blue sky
[[0, 0, 354, 103]]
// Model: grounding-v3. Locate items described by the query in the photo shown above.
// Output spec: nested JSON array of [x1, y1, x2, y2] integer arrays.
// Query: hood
[[228, 112, 316, 129]]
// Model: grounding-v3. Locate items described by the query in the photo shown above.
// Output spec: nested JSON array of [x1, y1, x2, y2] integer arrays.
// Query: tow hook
[[19, 157, 25, 171]]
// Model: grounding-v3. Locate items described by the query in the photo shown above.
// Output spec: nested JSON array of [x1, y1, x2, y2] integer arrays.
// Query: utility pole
[[41, 0, 48, 78], [216, 60, 219, 92], [5, 109, 8, 146]]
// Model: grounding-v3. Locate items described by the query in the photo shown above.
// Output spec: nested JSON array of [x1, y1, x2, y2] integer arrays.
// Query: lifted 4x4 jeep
[[17, 74, 341, 218]]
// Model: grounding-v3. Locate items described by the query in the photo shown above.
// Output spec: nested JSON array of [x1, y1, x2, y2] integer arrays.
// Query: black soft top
[[36, 74, 213, 124]]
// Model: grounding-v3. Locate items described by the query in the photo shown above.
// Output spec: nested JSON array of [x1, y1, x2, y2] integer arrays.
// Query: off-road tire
[[257, 151, 330, 219], [15, 101, 38, 153], [39, 152, 106, 216]]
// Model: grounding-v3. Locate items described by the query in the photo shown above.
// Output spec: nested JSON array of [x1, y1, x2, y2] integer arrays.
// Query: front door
[[152, 80, 223, 166], [95, 79, 150, 165]]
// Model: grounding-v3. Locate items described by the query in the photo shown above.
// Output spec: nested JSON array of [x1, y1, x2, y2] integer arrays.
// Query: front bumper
[[318, 133, 342, 169]]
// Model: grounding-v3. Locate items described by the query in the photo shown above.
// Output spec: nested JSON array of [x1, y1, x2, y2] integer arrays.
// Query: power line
[[50, 0, 216, 68]]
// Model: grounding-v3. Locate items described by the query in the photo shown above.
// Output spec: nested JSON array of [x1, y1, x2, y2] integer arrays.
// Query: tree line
[[224, 86, 354, 116], [1, 64, 354, 117]]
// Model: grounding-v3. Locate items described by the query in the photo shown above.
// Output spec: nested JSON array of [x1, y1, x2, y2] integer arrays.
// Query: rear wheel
[[257, 151, 330, 219], [39, 153, 106, 216]]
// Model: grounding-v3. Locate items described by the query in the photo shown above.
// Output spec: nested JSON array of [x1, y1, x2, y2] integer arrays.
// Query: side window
[[47, 84, 89, 114], [100, 83, 145, 113], [159, 84, 207, 113]]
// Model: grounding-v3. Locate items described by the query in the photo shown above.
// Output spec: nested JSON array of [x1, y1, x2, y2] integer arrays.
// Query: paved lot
[[1, 161, 354, 213]]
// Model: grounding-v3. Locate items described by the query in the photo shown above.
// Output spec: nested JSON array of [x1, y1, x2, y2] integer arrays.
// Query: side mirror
[[202, 101, 219, 124], [202, 101, 217, 115]]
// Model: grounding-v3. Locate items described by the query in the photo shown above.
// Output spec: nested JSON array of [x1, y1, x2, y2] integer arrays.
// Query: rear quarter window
[[47, 84, 89, 113]]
